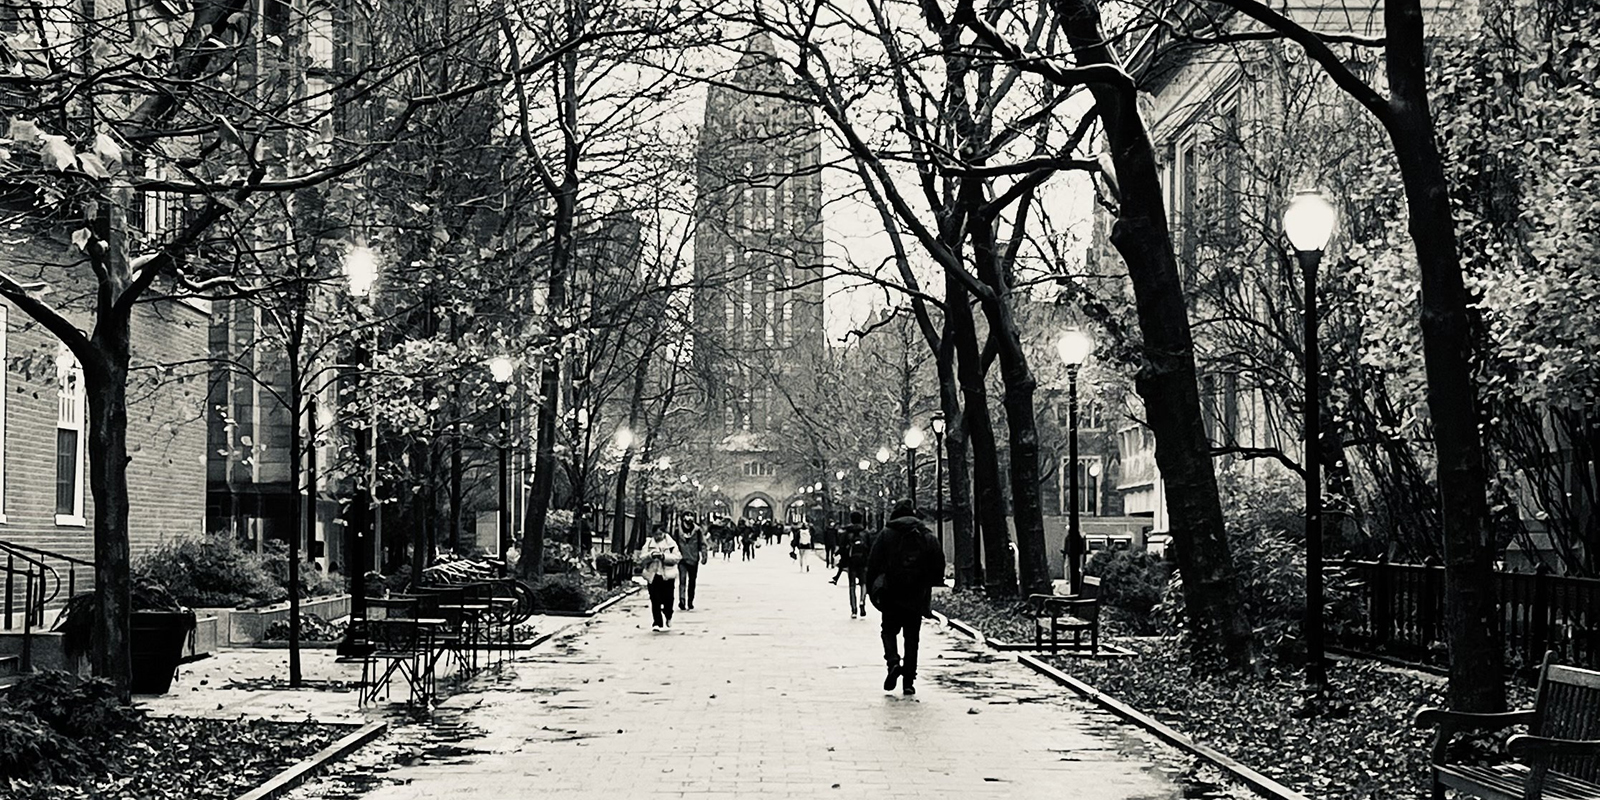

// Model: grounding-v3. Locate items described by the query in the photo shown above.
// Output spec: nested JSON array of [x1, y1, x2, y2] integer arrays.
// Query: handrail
[[0, 540, 91, 567], [0, 556, 39, 671], [0, 540, 77, 632]]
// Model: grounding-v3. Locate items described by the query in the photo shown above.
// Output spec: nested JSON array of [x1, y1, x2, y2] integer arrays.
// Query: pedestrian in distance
[[676, 513, 709, 611], [795, 522, 814, 572], [830, 512, 872, 618], [739, 519, 757, 560], [639, 524, 681, 631], [866, 500, 945, 696]]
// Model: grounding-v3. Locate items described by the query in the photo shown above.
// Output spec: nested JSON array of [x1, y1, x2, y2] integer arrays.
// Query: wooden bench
[[1026, 576, 1101, 654], [1415, 652, 1600, 800]]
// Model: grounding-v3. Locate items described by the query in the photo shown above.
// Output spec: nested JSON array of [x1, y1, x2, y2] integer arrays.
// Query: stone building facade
[[689, 33, 827, 523]]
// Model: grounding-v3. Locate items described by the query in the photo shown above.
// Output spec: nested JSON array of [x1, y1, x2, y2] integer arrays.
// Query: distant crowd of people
[[635, 500, 944, 697]]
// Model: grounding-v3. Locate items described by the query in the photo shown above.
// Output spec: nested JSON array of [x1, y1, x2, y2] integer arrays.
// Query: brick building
[[0, 238, 209, 591]]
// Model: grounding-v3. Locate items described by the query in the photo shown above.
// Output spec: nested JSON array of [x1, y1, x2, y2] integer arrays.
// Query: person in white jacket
[[639, 525, 682, 631]]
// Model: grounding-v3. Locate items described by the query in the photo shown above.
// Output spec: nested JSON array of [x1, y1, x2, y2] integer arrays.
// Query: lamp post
[[1056, 328, 1094, 595], [876, 446, 892, 527], [930, 411, 947, 558], [337, 245, 377, 655], [858, 458, 870, 523], [1284, 188, 1336, 690], [903, 426, 924, 509], [489, 356, 515, 558]]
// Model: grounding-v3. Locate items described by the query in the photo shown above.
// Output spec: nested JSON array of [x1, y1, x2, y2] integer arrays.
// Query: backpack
[[847, 536, 870, 571]]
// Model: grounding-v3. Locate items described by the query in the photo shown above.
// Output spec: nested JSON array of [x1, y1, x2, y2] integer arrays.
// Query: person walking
[[676, 513, 708, 611], [639, 524, 681, 631], [740, 520, 757, 561], [866, 500, 945, 696], [830, 512, 872, 618], [795, 522, 814, 572]]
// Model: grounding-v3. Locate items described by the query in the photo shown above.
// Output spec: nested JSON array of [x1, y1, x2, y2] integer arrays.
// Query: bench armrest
[[1413, 707, 1536, 731], [1415, 707, 1537, 766], [1508, 734, 1600, 761]]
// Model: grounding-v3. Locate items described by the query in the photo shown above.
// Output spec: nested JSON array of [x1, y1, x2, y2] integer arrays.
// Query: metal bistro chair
[[405, 586, 472, 679], [359, 616, 435, 708]]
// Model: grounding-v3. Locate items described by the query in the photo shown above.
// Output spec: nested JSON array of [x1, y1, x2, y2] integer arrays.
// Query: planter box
[[222, 595, 351, 645], [181, 614, 220, 662], [131, 611, 195, 694]]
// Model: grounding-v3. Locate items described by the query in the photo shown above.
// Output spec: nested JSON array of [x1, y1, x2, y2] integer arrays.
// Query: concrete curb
[[234, 720, 388, 800], [539, 585, 642, 618], [1015, 655, 1312, 800]]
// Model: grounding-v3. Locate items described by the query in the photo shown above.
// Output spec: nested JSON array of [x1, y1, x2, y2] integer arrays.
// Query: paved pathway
[[290, 549, 1203, 799]]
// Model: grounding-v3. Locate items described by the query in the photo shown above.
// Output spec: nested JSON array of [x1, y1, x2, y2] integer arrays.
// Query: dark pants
[[648, 576, 675, 627], [881, 607, 922, 680], [677, 561, 699, 607], [844, 570, 866, 615]]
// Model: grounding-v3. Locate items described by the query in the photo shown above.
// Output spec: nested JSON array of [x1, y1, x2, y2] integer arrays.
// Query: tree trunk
[[967, 207, 1052, 597], [938, 338, 977, 591], [947, 280, 1018, 596], [1384, 0, 1504, 709], [84, 344, 131, 701], [1049, 0, 1255, 669], [285, 339, 304, 687]]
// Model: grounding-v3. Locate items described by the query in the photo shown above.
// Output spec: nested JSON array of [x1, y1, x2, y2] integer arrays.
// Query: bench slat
[[1440, 764, 1600, 800]]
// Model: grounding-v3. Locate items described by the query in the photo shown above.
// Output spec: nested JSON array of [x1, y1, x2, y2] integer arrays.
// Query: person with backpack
[[830, 512, 872, 618], [866, 500, 945, 696]]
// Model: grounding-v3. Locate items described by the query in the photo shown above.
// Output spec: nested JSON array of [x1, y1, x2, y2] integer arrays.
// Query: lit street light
[[338, 244, 378, 657], [1284, 188, 1337, 691], [1056, 328, 1094, 595], [903, 425, 925, 509]]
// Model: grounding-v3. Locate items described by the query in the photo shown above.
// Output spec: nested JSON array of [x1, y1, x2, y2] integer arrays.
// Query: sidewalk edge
[[1015, 655, 1311, 800], [234, 719, 388, 800]]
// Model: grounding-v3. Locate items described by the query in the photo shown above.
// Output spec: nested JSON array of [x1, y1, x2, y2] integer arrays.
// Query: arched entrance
[[742, 496, 773, 522]]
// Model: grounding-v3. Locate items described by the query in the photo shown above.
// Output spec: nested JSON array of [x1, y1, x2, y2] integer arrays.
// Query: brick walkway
[[291, 549, 1197, 799]]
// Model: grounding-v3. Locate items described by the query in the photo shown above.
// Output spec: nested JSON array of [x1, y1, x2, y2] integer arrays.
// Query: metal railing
[[1329, 557, 1600, 671], [0, 540, 92, 631]]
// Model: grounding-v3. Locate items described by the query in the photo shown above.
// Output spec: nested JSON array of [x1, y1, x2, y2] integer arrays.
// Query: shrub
[[259, 540, 341, 601], [1153, 469, 1362, 663], [0, 706, 86, 783], [542, 540, 584, 575], [3, 671, 143, 741], [531, 576, 588, 612], [262, 612, 346, 642], [53, 577, 190, 659], [135, 531, 279, 608], [1085, 549, 1171, 633]]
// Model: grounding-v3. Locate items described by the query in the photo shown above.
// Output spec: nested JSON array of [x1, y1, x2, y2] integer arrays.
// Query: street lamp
[[903, 426, 924, 509], [489, 356, 515, 558], [930, 411, 947, 560], [1056, 328, 1094, 595], [337, 245, 378, 656], [1284, 188, 1336, 690]]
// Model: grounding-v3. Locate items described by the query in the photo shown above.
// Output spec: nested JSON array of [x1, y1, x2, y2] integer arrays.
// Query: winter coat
[[676, 524, 708, 564], [638, 534, 681, 582], [865, 515, 945, 615]]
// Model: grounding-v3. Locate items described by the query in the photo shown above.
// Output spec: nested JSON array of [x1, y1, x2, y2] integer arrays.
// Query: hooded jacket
[[865, 515, 945, 614], [638, 533, 681, 582]]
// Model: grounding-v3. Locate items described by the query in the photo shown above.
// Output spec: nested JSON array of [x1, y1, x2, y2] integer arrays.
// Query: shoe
[[688, 603, 695, 610], [651, 625, 663, 632], [883, 665, 900, 691], [903, 680, 916, 696], [678, 602, 686, 610], [664, 619, 672, 629], [850, 613, 857, 619]]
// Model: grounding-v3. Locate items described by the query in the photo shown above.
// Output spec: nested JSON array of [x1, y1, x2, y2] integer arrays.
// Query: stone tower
[[690, 33, 825, 523]]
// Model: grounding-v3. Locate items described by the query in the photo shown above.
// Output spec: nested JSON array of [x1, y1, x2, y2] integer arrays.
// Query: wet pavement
[[277, 550, 1243, 800]]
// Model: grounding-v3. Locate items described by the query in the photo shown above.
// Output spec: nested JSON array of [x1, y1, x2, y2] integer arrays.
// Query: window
[[1059, 456, 1102, 516], [55, 346, 86, 526], [742, 461, 775, 477], [307, 5, 335, 69], [262, 0, 291, 39]]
